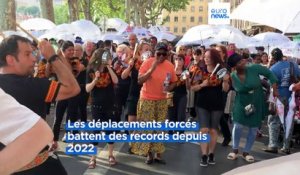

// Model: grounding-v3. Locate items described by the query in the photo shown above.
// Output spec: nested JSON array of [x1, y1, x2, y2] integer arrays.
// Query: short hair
[[271, 48, 283, 62], [0, 35, 31, 67], [61, 41, 74, 52], [104, 40, 112, 47]]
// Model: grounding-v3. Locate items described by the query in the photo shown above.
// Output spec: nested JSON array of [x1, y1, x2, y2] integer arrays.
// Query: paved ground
[[46, 106, 300, 175]]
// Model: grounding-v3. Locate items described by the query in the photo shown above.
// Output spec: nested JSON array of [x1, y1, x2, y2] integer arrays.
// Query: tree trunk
[[0, 0, 16, 31], [125, 0, 131, 23], [68, 0, 79, 22], [82, 0, 92, 21], [40, 0, 55, 23]]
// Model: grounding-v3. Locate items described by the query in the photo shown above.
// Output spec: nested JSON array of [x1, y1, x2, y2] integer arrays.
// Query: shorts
[[196, 107, 222, 130]]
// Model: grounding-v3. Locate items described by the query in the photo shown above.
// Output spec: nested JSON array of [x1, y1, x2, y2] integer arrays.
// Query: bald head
[[128, 33, 137, 48]]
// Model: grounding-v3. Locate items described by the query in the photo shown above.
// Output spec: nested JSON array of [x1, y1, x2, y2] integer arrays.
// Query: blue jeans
[[232, 122, 258, 153]]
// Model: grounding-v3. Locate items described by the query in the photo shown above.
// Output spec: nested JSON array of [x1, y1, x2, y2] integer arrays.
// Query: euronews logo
[[211, 8, 229, 19]]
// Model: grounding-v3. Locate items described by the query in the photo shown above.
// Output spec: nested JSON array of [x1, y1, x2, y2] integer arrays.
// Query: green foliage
[[17, 6, 40, 17], [54, 4, 68, 24], [91, 0, 126, 23]]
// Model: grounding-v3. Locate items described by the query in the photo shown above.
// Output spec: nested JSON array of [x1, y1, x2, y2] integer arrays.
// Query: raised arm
[[39, 40, 80, 100]]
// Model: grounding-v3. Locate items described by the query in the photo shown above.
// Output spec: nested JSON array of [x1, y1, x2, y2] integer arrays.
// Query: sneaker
[[200, 155, 208, 167], [208, 153, 216, 165], [280, 148, 291, 154]]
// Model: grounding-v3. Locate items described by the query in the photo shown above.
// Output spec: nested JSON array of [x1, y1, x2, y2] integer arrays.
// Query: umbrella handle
[[15, 23, 39, 44]]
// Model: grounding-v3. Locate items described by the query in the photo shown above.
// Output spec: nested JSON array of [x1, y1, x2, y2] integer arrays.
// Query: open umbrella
[[153, 32, 176, 42], [230, 0, 300, 33], [71, 20, 102, 42], [248, 32, 291, 50], [106, 18, 128, 33], [20, 18, 56, 31]]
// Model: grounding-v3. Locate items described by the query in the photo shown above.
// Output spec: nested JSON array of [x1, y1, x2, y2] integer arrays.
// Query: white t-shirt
[[0, 88, 40, 145]]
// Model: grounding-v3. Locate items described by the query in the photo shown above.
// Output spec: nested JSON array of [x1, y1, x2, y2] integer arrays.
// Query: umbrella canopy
[[153, 32, 176, 42], [101, 33, 127, 44], [230, 0, 300, 33], [0, 30, 32, 42], [106, 18, 128, 33], [71, 19, 102, 42], [275, 41, 300, 58], [20, 18, 56, 31], [148, 25, 168, 35], [39, 23, 76, 41], [249, 32, 291, 48], [178, 24, 249, 48]]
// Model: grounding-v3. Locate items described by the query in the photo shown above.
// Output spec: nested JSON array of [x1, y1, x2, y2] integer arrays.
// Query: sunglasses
[[156, 52, 168, 57]]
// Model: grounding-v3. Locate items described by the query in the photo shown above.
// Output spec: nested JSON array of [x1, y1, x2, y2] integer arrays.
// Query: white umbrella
[[20, 18, 56, 31], [71, 19, 102, 42], [230, 0, 300, 33], [101, 34, 127, 44], [276, 41, 300, 58], [148, 25, 168, 35], [214, 25, 250, 48], [39, 23, 76, 40], [154, 32, 176, 42], [0, 30, 32, 42], [106, 18, 128, 33], [131, 26, 151, 39], [178, 24, 248, 48], [249, 32, 291, 48]]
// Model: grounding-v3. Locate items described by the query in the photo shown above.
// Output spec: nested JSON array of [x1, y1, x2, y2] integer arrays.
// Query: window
[[198, 16, 203, 23], [190, 16, 195, 22], [182, 27, 186, 33], [182, 16, 186, 22], [174, 27, 178, 33], [191, 6, 195, 12], [199, 6, 203, 12], [174, 16, 178, 22], [165, 16, 170, 22]]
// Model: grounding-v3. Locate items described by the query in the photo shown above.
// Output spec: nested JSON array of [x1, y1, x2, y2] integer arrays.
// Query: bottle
[[163, 73, 171, 93]]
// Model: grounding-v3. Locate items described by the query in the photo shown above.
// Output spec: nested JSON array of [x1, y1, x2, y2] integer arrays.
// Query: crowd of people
[[1, 33, 300, 174]]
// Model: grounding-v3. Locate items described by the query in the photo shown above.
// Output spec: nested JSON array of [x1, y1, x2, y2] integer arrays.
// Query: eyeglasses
[[156, 52, 168, 57]]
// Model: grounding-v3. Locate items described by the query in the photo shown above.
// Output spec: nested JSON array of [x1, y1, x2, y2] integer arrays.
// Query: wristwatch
[[48, 54, 59, 64]]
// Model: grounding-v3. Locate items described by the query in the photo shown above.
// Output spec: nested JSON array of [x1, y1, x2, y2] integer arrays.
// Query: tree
[[68, 0, 79, 22], [80, 0, 92, 21], [125, 0, 189, 27], [0, 0, 16, 31], [54, 4, 69, 24], [25, 6, 40, 17], [40, 0, 55, 23]]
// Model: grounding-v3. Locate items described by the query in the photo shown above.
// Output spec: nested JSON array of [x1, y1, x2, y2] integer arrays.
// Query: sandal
[[88, 159, 96, 169], [242, 152, 254, 163], [108, 156, 117, 166], [145, 152, 153, 164], [227, 152, 238, 160]]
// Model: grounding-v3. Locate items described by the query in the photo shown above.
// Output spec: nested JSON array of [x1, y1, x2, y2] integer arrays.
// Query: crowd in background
[[4, 33, 300, 170]]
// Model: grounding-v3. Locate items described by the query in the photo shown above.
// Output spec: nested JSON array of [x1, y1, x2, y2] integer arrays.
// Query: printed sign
[[208, 3, 230, 25]]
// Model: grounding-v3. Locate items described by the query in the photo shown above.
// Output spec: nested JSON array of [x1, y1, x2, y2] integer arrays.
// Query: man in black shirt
[[0, 35, 80, 174], [0, 35, 80, 118]]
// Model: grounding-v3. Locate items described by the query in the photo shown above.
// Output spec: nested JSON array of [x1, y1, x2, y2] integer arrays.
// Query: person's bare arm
[[86, 71, 100, 93], [0, 119, 53, 175], [138, 60, 158, 85], [39, 40, 80, 100]]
